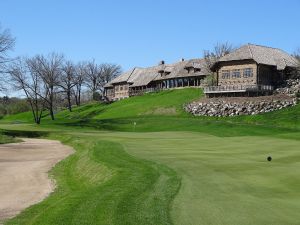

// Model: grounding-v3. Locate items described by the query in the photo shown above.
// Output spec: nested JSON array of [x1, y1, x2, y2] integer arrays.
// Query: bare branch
[[0, 25, 15, 92]]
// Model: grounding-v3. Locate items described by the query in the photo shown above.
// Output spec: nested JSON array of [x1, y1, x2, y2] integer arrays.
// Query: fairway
[[90, 131, 300, 225]]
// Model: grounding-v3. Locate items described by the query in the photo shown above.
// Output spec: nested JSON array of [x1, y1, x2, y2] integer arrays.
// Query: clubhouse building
[[104, 58, 209, 101], [206, 44, 298, 97], [104, 44, 298, 100]]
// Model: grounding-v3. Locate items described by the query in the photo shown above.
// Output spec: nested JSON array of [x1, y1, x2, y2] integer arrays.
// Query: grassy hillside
[[1, 88, 201, 122], [1, 88, 299, 136]]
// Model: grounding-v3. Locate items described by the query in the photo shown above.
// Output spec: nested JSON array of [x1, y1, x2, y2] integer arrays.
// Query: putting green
[[94, 131, 300, 225]]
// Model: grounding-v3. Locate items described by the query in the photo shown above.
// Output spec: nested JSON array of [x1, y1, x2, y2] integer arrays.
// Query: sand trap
[[0, 138, 74, 223]]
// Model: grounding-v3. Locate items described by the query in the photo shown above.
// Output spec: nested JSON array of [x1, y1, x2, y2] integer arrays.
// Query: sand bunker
[[0, 138, 73, 223]]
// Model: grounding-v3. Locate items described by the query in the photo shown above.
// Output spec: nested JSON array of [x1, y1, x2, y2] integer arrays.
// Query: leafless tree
[[0, 25, 15, 91], [85, 59, 102, 100], [27, 53, 64, 120], [8, 58, 45, 124], [98, 63, 122, 92], [58, 61, 76, 111], [203, 42, 235, 86], [84, 60, 122, 100], [204, 42, 235, 71], [73, 62, 87, 106]]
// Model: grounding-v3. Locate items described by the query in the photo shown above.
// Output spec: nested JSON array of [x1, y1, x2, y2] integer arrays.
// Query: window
[[221, 70, 230, 79], [120, 86, 123, 91], [243, 68, 253, 78], [232, 69, 241, 78]]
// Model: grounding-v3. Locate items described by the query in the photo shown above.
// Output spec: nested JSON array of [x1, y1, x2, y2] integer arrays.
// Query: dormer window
[[184, 66, 193, 73]]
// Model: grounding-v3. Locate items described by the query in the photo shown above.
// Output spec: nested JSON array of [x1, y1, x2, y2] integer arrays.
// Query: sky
[[1, 0, 300, 72]]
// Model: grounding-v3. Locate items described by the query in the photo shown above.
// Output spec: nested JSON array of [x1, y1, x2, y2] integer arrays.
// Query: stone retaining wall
[[185, 96, 297, 117]]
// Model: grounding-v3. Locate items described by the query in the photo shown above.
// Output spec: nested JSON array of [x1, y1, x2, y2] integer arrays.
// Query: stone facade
[[113, 83, 130, 100], [185, 95, 297, 117], [217, 61, 257, 86]]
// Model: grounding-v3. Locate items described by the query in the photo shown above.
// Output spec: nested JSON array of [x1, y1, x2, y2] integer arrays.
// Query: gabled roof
[[128, 66, 160, 87], [154, 58, 209, 81], [106, 58, 210, 88], [108, 68, 136, 84], [212, 44, 298, 71], [106, 66, 160, 87]]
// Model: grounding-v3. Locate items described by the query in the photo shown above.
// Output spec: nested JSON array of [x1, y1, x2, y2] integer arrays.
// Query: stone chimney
[[159, 60, 165, 65]]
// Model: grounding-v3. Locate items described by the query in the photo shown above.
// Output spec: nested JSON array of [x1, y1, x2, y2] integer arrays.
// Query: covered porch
[[204, 85, 274, 97]]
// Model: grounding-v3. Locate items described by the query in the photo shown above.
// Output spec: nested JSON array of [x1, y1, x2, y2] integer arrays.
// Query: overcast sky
[[1, 0, 300, 96]]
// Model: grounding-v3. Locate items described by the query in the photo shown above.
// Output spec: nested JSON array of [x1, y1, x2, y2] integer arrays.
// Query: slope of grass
[[1, 88, 299, 133]]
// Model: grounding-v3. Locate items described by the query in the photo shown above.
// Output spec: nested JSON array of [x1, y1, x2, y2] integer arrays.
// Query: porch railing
[[129, 87, 160, 96], [204, 85, 274, 93]]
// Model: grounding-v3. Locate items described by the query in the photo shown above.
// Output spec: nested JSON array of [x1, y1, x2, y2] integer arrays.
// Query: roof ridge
[[247, 43, 285, 51], [126, 67, 138, 82], [247, 43, 254, 59]]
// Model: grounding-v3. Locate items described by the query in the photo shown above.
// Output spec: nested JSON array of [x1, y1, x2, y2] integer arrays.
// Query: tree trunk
[[49, 87, 55, 120], [49, 107, 55, 120], [78, 88, 81, 106], [67, 90, 72, 112]]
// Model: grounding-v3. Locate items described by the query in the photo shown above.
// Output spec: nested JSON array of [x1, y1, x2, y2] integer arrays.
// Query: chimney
[[159, 60, 165, 65], [181, 58, 185, 62]]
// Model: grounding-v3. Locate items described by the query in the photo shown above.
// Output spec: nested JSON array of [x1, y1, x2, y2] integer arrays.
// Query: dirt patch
[[0, 138, 74, 224], [142, 107, 177, 115]]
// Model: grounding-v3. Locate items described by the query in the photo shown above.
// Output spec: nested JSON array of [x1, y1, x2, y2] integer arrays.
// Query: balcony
[[204, 85, 274, 94]]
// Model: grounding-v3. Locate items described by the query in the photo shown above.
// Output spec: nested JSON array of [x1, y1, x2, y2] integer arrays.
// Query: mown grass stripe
[[5, 136, 180, 225]]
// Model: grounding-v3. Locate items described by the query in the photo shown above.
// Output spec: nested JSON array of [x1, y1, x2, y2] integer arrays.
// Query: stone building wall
[[217, 62, 257, 86], [113, 83, 130, 99]]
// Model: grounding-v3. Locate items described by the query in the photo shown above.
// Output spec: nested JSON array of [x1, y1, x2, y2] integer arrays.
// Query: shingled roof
[[106, 58, 210, 88], [212, 44, 298, 71], [105, 66, 160, 87], [154, 58, 209, 81], [128, 66, 160, 87]]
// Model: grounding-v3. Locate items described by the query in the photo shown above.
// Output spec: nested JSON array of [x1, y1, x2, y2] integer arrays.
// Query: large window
[[232, 69, 241, 78], [243, 68, 253, 78], [221, 70, 230, 79]]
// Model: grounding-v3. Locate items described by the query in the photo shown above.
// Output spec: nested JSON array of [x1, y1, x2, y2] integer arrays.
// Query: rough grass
[[5, 134, 180, 225], [0, 133, 18, 144]]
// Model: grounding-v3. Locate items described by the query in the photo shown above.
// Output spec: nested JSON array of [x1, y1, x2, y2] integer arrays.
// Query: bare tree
[[59, 61, 76, 111], [0, 25, 15, 91], [203, 42, 235, 86], [204, 42, 235, 70], [8, 58, 45, 124], [84, 61, 122, 99], [74, 62, 87, 106], [27, 53, 64, 120], [98, 63, 121, 93], [85, 59, 102, 100]]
